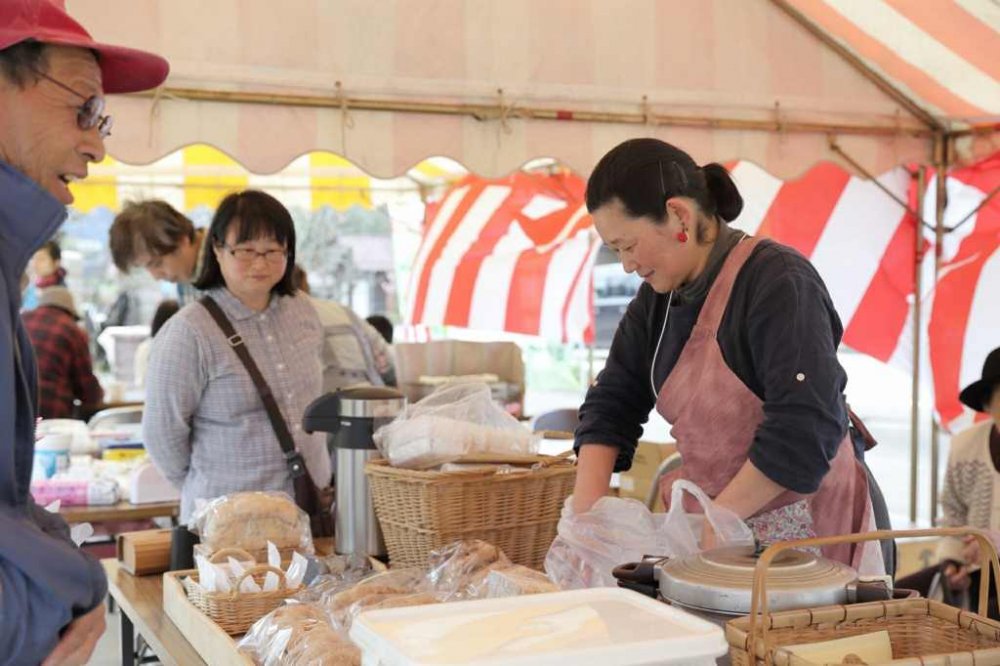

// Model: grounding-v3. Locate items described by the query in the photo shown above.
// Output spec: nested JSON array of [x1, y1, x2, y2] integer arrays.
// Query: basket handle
[[746, 527, 1000, 664], [209, 547, 256, 564], [229, 564, 287, 598]]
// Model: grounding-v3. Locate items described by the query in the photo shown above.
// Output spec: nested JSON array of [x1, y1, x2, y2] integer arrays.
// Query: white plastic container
[[350, 587, 728, 666], [32, 433, 72, 481]]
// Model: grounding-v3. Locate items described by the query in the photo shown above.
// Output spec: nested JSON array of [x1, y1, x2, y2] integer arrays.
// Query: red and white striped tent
[[406, 172, 599, 344], [407, 151, 999, 430]]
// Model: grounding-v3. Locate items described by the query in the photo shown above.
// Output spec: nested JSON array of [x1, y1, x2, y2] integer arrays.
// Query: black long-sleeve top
[[575, 239, 851, 494]]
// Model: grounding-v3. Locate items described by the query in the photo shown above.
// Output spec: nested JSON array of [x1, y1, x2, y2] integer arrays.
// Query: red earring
[[676, 229, 689, 243]]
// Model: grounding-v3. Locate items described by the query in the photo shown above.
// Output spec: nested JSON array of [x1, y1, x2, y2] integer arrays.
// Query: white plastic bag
[[660, 479, 755, 558], [373, 382, 538, 469], [545, 479, 754, 589]]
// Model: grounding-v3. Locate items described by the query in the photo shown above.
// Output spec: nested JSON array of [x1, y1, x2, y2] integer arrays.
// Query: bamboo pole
[[131, 86, 934, 139], [910, 167, 926, 524]]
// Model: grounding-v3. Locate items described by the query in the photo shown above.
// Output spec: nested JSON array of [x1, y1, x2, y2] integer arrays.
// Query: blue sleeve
[[574, 288, 656, 472], [743, 252, 849, 494], [0, 507, 108, 665]]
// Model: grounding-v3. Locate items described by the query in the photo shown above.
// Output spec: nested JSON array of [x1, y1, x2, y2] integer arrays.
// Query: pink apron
[[656, 237, 877, 569]]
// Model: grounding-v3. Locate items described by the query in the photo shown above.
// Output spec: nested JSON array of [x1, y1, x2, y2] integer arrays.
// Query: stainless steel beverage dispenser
[[303, 386, 405, 557]]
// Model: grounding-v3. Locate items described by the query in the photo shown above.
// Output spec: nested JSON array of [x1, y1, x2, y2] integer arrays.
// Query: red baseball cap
[[0, 0, 169, 94]]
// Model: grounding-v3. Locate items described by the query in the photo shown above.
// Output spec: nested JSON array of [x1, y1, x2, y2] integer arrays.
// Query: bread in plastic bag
[[426, 539, 512, 600], [237, 602, 345, 665], [284, 625, 360, 666], [189, 491, 314, 555], [326, 568, 428, 616], [544, 479, 754, 589], [373, 382, 538, 469], [479, 565, 559, 598], [294, 555, 378, 605]]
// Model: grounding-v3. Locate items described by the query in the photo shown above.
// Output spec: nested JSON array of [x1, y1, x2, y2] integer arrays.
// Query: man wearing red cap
[[0, 1, 168, 663]]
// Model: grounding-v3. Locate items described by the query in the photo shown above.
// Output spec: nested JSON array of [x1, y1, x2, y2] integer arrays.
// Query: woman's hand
[[944, 562, 972, 590]]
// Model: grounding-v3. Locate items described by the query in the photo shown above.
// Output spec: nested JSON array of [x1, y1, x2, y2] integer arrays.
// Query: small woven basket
[[182, 548, 300, 635], [726, 528, 1000, 665], [365, 455, 576, 570]]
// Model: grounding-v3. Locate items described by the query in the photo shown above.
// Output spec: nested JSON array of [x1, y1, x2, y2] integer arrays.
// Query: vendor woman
[[573, 138, 881, 571]]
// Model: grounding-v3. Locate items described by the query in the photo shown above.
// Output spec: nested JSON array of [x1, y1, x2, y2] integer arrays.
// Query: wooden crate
[[162, 570, 253, 665]]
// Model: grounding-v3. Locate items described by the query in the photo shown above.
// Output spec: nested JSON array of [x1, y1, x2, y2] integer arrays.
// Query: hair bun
[[702, 163, 744, 222]]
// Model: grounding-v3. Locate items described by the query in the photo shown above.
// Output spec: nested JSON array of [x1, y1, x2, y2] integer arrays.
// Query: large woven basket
[[181, 548, 301, 634], [726, 528, 1000, 665], [365, 455, 576, 570]]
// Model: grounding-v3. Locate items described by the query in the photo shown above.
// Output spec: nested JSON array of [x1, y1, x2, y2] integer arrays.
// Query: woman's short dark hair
[[39, 240, 61, 262], [193, 190, 297, 297], [150, 300, 180, 337], [585, 138, 744, 228]]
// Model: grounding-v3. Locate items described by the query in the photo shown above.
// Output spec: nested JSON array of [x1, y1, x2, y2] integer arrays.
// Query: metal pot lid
[[656, 544, 857, 616]]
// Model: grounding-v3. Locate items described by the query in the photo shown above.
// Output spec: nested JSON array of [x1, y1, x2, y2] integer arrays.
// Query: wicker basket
[[182, 549, 301, 634], [726, 528, 1000, 665], [365, 455, 576, 570]]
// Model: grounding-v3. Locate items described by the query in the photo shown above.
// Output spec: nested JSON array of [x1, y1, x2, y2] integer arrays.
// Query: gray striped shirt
[[143, 287, 330, 523]]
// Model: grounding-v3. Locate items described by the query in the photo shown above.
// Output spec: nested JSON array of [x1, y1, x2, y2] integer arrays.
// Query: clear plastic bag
[[478, 565, 560, 598], [324, 568, 429, 630], [426, 539, 512, 601], [373, 382, 538, 469], [294, 554, 378, 605], [544, 479, 754, 589], [659, 478, 755, 557], [189, 491, 314, 555], [237, 602, 350, 666]]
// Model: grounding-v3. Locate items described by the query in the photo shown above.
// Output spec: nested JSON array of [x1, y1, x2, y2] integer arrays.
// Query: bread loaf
[[285, 626, 360, 666], [200, 492, 306, 552]]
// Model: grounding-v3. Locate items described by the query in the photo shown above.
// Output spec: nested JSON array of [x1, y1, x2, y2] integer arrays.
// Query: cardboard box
[[618, 441, 677, 510], [394, 340, 525, 415]]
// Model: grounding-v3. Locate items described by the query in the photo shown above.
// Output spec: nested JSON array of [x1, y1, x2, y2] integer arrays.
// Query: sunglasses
[[34, 69, 113, 139]]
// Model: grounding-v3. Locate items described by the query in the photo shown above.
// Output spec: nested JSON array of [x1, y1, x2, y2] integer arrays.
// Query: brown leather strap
[[199, 296, 307, 479]]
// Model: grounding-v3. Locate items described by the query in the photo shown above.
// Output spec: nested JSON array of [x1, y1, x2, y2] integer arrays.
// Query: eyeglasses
[[33, 69, 113, 139], [221, 244, 288, 265]]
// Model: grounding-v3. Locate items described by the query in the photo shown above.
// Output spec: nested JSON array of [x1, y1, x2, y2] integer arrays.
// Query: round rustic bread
[[201, 492, 305, 551]]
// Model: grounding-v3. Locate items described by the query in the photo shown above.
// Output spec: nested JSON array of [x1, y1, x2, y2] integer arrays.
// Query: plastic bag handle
[[745, 527, 1000, 664], [667, 479, 753, 546]]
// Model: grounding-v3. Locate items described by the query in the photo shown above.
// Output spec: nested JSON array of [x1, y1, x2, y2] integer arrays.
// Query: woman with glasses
[[142, 190, 329, 525], [567, 138, 884, 573]]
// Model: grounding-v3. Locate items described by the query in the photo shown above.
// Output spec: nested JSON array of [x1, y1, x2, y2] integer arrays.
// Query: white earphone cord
[[649, 290, 674, 398], [645, 232, 747, 399]]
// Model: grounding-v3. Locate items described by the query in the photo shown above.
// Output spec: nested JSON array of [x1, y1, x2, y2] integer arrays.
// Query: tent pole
[[828, 138, 930, 227], [929, 133, 950, 526], [910, 167, 926, 525], [133, 87, 934, 139]]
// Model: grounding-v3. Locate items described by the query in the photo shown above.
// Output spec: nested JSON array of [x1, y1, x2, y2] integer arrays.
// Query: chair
[[87, 405, 143, 431], [646, 451, 683, 510], [532, 408, 580, 435]]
